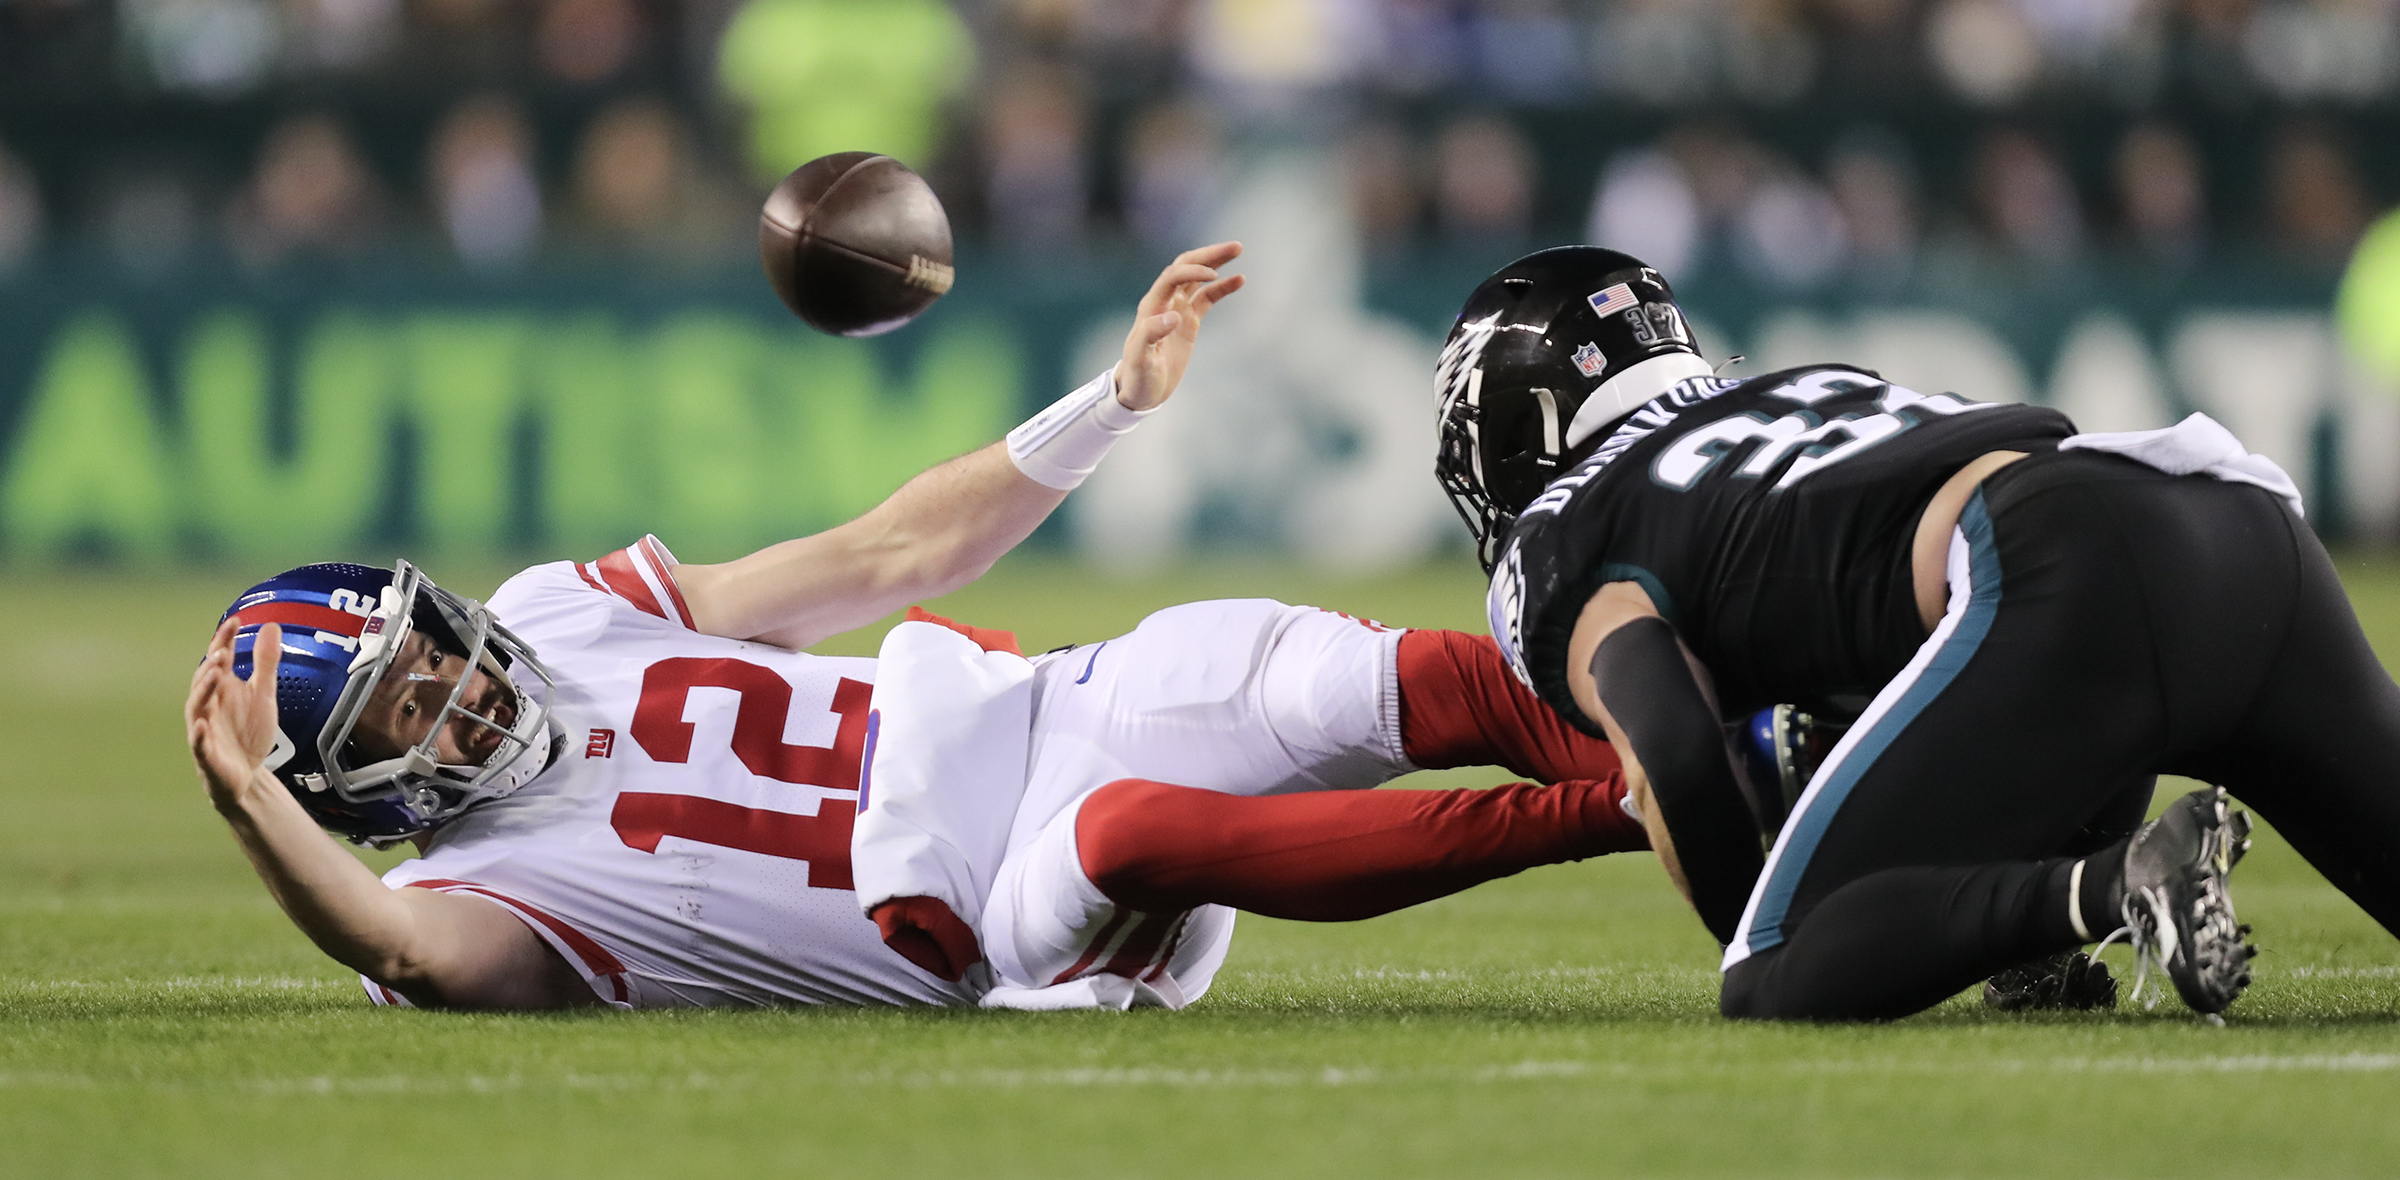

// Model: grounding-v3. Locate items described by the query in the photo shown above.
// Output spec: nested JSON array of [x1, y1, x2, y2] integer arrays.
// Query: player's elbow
[[364, 949, 586, 1012], [352, 955, 442, 1009]]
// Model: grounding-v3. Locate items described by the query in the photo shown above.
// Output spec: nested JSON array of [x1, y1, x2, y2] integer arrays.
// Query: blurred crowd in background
[[0, 0, 2393, 289]]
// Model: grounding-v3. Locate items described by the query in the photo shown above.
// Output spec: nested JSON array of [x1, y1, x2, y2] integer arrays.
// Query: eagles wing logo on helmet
[[1433, 312, 1509, 571], [1434, 312, 1501, 425]]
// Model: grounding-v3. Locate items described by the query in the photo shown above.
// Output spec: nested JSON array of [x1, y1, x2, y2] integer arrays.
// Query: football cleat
[[1983, 951, 2117, 1012], [2103, 785, 2257, 1016]]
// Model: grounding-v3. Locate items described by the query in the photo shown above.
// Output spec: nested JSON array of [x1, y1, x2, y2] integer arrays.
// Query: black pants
[[1721, 450, 2400, 1019]]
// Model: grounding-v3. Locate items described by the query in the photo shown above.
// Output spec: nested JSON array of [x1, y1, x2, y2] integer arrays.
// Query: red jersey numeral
[[629, 658, 871, 787], [611, 793, 856, 890], [608, 658, 871, 889]]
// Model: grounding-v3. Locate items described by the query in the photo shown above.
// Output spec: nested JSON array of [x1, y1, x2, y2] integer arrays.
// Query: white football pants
[[979, 599, 1411, 1009]]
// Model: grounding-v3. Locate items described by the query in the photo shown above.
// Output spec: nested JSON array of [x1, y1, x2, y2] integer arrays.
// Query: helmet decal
[[1586, 283, 1638, 317], [1572, 342, 1605, 378], [1434, 311, 1501, 423]]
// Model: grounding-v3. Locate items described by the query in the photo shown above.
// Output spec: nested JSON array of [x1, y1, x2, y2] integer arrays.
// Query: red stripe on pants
[[1050, 907, 1135, 986]]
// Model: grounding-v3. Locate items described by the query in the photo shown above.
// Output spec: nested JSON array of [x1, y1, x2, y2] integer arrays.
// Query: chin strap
[[483, 718, 563, 797]]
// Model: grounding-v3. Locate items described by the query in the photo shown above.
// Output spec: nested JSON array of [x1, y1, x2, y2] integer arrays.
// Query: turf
[[5, 554, 2400, 1178]]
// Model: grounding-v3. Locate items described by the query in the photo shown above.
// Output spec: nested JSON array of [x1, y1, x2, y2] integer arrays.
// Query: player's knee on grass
[[1719, 950, 1775, 1019]]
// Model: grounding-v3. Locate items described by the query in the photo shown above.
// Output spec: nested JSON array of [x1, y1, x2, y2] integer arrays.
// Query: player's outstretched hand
[[1113, 241, 1245, 412], [187, 618, 283, 815]]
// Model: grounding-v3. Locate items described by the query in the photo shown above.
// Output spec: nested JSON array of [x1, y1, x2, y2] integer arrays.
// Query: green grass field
[[6, 554, 2400, 1178]]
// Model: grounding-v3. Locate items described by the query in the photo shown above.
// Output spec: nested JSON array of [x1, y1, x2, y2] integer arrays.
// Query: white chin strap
[[1564, 353, 1718, 449]]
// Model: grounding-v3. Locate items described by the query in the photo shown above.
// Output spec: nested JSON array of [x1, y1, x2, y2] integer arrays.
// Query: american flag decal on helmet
[[1586, 283, 1637, 318]]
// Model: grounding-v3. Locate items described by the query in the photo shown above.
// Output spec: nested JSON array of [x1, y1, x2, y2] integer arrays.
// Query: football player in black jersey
[[1419, 246, 2400, 1021]]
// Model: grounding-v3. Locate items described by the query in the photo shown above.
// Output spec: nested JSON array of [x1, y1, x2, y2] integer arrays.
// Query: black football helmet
[[1434, 246, 1715, 571]]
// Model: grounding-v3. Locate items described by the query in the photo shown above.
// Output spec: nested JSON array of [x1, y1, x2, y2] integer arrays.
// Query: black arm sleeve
[[1591, 616, 1765, 945]]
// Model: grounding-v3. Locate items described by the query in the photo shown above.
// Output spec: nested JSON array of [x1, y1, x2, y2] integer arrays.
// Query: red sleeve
[[572, 534, 696, 630]]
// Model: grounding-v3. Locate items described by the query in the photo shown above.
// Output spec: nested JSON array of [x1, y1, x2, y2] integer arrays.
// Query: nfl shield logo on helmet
[[1586, 283, 1637, 318], [1572, 342, 1605, 378]]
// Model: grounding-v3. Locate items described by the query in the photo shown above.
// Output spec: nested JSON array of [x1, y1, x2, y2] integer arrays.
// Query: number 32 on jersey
[[1652, 371, 1994, 493], [606, 658, 870, 890]]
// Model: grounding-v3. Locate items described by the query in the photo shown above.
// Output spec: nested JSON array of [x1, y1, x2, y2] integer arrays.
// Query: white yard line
[[7, 1054, 2399, 1095]]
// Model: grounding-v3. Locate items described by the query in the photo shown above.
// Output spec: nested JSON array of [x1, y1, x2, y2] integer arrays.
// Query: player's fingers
[[190, 676, 221, 734], [1142, 263, 1218, 310], [251, 622, 282, 689], [1176, 241, 1241, 268], [1135, 309, 1183, 348], [189, 671, 232, 756], [203, 615, 238, 661], [1188, 273, 1245, 319], [189, 645, 237, 722], [190, 644, 221, 697], [185, 667, 214, 729]]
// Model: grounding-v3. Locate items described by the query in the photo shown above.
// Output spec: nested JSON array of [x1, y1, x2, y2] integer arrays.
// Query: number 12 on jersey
[[607, 658, 870, 890]]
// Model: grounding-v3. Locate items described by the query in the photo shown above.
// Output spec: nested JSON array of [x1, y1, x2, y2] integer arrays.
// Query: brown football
[[758, 152, 956, 337]]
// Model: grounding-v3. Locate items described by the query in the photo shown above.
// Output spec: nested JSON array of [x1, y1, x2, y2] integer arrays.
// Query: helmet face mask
[[1432, 247, 1715, 573], [227, 560, 557, 844]]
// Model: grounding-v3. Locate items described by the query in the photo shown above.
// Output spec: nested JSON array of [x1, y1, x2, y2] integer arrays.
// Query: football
[[757, 152, 955, 337]]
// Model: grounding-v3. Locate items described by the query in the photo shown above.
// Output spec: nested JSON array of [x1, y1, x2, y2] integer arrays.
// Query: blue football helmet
[[222, 560, 558, 844]]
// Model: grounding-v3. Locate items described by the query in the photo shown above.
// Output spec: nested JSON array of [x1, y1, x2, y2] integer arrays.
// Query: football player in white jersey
[[186, 244, 1647, 1011]]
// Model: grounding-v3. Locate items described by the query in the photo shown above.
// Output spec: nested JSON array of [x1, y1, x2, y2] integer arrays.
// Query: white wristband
[[1006, 367, 1152, 491]]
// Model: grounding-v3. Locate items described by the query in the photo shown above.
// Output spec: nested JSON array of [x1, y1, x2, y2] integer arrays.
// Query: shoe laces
[[2092, 885, 2172, 1011]]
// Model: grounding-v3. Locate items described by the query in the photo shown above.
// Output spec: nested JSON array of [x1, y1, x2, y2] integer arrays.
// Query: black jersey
[[1488, 364, 2075, 732]]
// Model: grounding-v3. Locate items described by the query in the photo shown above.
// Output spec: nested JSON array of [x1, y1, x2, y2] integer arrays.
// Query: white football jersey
[[365, 536, 972, 1010]]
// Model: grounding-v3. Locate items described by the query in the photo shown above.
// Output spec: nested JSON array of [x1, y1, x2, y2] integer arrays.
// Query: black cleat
[[1984, 951, 2118, 1012], [2109, 785, 2257, 1015]]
